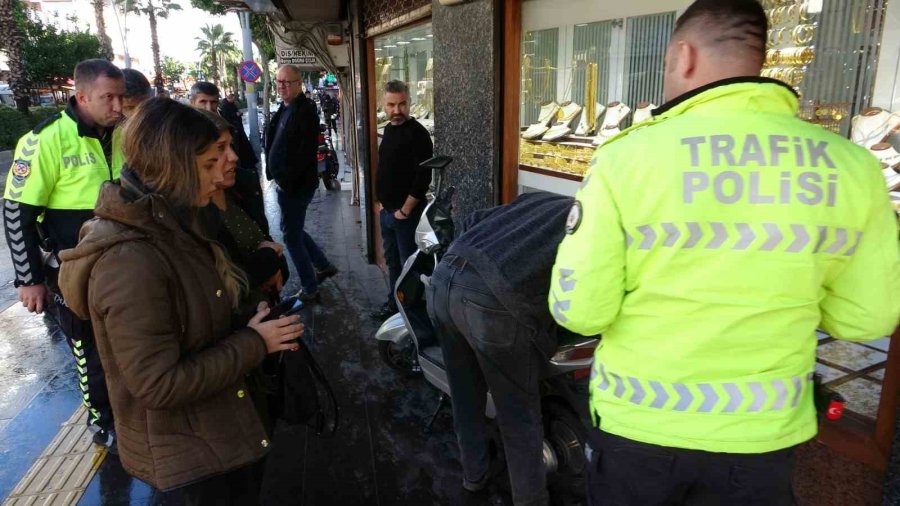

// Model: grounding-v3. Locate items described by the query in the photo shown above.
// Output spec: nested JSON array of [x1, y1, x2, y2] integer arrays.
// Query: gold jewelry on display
[[786, 3, 798, 21], [799, 1, 810, 22], [792, 24, 815, 45]]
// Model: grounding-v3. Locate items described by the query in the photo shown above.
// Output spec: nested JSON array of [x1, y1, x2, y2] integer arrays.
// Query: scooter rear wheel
[[378, 338, 422, 378], [544, 402, 588, 503]]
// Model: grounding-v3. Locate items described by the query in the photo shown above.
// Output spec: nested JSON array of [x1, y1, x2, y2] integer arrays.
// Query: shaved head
[[663, 0, 768, 101]]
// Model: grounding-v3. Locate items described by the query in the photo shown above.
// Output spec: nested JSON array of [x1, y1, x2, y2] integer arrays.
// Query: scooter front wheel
[[378, 337, 422, 378]]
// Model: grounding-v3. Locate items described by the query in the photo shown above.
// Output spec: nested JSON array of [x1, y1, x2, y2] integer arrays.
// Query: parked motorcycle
[[374, 155, 599, 499], [317, 126, 340, 191]]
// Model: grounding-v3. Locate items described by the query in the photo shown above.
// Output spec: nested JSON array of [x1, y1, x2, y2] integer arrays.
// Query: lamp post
[[236, 10, 261, 156]]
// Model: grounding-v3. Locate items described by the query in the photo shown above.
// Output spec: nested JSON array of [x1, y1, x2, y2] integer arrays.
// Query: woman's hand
[[258, 241, 285, 256], [248, 307, 304, 353]]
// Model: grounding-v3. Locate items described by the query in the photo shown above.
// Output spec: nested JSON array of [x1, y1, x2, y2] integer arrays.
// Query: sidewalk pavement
[[0, 182, 489, 505]]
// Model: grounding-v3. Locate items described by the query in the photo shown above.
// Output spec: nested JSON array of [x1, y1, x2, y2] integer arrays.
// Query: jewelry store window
[[761, 0, 900, 460], [516, 3, 676, 195], [374, 22, 434, 142]]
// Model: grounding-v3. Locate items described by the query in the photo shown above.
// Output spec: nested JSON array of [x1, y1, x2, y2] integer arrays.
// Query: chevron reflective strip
[[627, 223, 862, 256], [550, 290, 570, 324], [88, 407, 101, 425], [558, 269, 576, 293], [594, 363, 812, 414], [4, 200, 32, 284]]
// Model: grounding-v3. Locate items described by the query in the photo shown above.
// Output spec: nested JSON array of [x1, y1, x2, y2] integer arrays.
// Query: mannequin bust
[[633, 102, 658, 125], [852, 108, 900, 148]]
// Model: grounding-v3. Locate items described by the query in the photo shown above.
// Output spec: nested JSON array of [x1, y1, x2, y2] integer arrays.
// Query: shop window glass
[[572, 21, 613, 112], [374, 22, 434, 139], [622, 12, 674, 115], [778, 0, 887, 137], [521, 28, 560, 126], [518, 7, 676, 182]]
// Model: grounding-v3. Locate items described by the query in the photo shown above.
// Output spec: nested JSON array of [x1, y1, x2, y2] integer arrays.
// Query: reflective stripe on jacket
[[550, 77, 900, 453]]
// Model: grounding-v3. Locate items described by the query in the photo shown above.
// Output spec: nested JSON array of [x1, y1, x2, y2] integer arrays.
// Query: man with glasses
[[266, 65, 337, 302]]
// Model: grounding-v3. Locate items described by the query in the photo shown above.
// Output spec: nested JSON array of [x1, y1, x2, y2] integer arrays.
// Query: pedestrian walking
[[549, 1, 900, 504], [370, 80, 433, 320], [57, 98, 303, 504], [266, 64, 338, 303], [3, 59, 125, 451]]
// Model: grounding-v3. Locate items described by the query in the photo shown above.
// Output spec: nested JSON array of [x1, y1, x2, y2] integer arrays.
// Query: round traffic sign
[[239, 60, 262, 83]]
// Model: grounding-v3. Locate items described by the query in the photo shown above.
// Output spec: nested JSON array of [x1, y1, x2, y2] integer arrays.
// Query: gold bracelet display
[[792, 24, 816, 45], [764, 46, 816, 67]]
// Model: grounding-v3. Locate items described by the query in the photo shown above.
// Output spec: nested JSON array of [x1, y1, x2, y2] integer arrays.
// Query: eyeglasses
[[275, 79, 300, 87]]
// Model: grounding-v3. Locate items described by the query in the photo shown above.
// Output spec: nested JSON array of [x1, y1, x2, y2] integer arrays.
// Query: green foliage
[[15, 6, 104, 85], [0, 107, 30, 152], [161, 56, 187, 86], [250, 13, 275, 61], [0, 106, 64, 151], [188, 0, 225, 16]]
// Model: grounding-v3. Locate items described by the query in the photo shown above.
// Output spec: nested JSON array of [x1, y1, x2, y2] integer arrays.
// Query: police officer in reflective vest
[[549, 1, 900, 504], [4, 59, 125, 450]]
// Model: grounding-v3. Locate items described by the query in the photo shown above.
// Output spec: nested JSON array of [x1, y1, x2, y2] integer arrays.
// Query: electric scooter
[[374, 155, 599, 498]]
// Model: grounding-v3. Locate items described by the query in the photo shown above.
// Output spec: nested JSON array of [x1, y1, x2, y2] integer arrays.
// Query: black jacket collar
[[653, 76, 798, 117], [65, 96, 111, 139]]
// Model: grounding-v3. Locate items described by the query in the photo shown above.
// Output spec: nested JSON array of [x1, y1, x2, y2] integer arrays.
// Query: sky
[[36, 0, 249, 77]]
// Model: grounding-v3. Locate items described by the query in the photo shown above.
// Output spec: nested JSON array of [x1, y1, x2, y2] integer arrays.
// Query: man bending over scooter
[[426, 192, 573, 506]]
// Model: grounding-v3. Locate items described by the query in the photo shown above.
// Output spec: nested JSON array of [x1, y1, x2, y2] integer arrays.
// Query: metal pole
[[237, 10, 261, 156]]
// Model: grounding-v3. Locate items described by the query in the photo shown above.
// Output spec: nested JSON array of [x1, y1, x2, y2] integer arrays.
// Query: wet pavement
[[0, 160, 513, 505]]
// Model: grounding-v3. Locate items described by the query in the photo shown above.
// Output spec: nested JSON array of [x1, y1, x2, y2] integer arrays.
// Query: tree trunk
[[92, 0, 113, 60], [0, 0, 30, 112], [148, 5, 163, 93], [210, 47, 218, 84]]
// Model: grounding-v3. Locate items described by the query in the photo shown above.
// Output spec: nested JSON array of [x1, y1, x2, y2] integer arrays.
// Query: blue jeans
[[277, 184, 330, 293], [426, 256, 548, 506], [380, 208, 419, 307]]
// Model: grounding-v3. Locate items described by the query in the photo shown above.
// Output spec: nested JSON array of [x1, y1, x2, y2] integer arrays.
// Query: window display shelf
[[518, 165, 582, 196]]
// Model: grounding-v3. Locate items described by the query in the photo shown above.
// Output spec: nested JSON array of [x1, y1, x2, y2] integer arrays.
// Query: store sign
[[278, 49, 317, 66]]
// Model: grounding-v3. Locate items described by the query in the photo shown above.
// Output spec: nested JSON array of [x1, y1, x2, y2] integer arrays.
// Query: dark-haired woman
[[58, 98, 303, 504]]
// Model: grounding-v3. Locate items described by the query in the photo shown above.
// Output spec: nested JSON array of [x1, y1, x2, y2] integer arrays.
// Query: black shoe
[[92, 428, 118, 455], [316, 265, 338, 283], [299, 291, 321, 304], [369, 302, 396, 321]]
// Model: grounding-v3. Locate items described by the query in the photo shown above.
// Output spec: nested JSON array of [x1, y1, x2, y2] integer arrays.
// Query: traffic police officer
[[549, 1, 900, 504], [4, 59, 125, 450]]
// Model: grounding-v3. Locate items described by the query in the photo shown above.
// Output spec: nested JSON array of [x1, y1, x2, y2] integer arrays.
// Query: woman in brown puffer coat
[[58, 98, 304, 505]]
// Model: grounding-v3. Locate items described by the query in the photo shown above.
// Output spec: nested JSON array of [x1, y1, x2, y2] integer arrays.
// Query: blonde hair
[[122, 97, 248, 308]]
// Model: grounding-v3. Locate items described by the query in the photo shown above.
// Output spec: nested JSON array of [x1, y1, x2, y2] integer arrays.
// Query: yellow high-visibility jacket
[[550, 78, 900, 453]]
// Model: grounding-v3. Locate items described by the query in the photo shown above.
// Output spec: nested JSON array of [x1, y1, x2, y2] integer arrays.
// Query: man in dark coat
[[266, 65, 337, 302]]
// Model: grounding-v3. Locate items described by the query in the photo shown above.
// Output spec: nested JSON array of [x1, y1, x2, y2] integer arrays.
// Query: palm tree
[[134, 0, 181, 93], [195, 23, 233, 86], [0, 0, 29, 112], [92, 0, 113, 60]]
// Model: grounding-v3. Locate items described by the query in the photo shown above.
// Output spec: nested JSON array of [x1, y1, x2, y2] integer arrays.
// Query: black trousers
[[181, 462, 264, 506], [57, 299, 113, 431], [585, 428, 796, 506]]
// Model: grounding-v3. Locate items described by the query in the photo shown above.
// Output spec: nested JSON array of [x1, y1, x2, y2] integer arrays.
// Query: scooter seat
[[420, 345, 445, 368]]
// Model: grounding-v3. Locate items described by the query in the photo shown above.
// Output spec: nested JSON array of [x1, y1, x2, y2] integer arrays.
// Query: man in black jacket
[[426, 192, 573, 506], [371, 80, 433, 319], [266, 65, 337, 302]]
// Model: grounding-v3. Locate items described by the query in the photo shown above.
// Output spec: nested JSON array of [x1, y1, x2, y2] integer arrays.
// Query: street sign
[[278, 49, 317, 66], [239, 60, 262, 83]]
